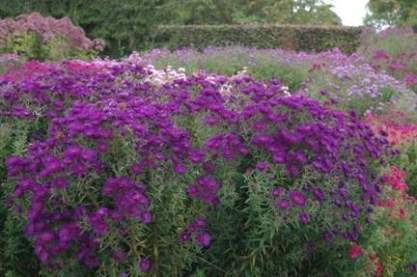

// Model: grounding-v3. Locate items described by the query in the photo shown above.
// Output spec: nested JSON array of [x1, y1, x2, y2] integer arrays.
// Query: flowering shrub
[[0, 13, 104, 61], [365, 112, 417, 197], [0, 54, 394, 276], [357, 108, 417, 275], [392, 141, 417, 197], [348, 167, 417, 276]]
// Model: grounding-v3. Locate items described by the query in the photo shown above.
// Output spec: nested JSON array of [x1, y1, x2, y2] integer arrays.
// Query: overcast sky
[[325, 0, 369, 26]]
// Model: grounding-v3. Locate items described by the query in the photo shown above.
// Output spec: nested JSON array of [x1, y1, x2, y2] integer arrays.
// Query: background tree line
[[365, 0, 417, 29], [0, 0, 416, 56], [0, 0, 342, 56]]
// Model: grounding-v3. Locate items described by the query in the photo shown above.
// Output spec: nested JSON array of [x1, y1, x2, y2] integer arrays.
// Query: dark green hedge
[[154, 25, 363, 53]]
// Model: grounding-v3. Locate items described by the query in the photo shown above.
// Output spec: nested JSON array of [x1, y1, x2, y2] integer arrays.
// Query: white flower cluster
[[143, 65, 187, 86]]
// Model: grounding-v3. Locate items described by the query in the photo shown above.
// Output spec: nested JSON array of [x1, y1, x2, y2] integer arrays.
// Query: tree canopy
[[0, 0, 341, 56], [365, 0, 417, 28]]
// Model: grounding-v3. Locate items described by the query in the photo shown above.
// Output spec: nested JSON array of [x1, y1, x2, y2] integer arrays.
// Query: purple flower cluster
[[3, 54, 391, 271], [138, 256, 152, 273], [206, 132, 249, 160], [272, 188, 310, 224], [180, 217, 212, 247], [102, 177, 152, 224], [187, 176, 221, 205]]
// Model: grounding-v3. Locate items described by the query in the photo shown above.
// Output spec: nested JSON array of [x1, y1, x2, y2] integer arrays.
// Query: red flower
[[389, 62, 404, 71], [404, 73, 417, 86], [349, 244, 362, 260], [384, 167, 408, 191], [386, 199, 395, 209], [375, 260, 384, 277], [399, 208, 407, 219], [373, 50, 390, 61]]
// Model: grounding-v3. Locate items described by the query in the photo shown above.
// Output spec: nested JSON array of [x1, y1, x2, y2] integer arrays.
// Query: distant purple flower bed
[[141, 47, 417, 117]]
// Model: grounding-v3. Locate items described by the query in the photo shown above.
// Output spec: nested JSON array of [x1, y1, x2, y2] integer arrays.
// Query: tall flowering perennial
[[243, 96, 390, 241], [0, 12, 104, 60], [350, 166, 417, 276], [6, 98, 193, 269], [2, 56, 392, 275]]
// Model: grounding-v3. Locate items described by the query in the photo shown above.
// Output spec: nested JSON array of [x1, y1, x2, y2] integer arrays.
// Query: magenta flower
[[271, 187, 284, 198], [372, 50, 390, 61], [289, 191, 307, 206], [256, 161, 269, 171], [112, 250, 126, 263], [276, 199, 290, 210], [138, 257, 152, 273], [196, 232, 212, 247], [299, 212, 310, 224]]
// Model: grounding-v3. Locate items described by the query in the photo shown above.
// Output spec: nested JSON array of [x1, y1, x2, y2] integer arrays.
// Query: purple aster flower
[[89, 209, 109, 236], [141, 211, 152, 224], [38, 231, 55, 243], [255, 161, 269, 171], [321, 231, 333, 243], [189, 149, 205, 163], [187, 176, 220, 205], [289, 191, 307, 206], [51, 177, 68, 189], [138, 257, 152, 273], [271, 187, 284, 198], [112, 250, 126, 263], [202, 161, 216, 174], [276, 199, 290, 210], [312, 188, 324, 201], [180, 230, 191, 243], [84, 255, 99, 269], [174, 161, 186, 174], [196, 232, 212, 247], [35, 245, 49, 263], [58, 223, 80, 244], [299, 212, 310, 225], [130, 163, 144, 175], [193, 217, 207, 228]]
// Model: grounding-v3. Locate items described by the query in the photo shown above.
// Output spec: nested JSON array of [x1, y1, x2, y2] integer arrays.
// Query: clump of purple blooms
[[2, 53, 391, 274], [180, 217, 212, 247]]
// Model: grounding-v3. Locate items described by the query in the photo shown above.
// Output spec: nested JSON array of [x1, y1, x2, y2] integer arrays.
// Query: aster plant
[[0, 54, 393, 276]]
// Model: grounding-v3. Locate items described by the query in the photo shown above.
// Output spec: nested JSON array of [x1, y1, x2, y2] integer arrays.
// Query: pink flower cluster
[[364, 112, 417, 145], [0, 12, 104, 52]]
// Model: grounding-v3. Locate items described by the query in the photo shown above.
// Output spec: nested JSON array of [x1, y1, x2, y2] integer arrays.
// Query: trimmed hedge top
[[155, 24, 363, 53]]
